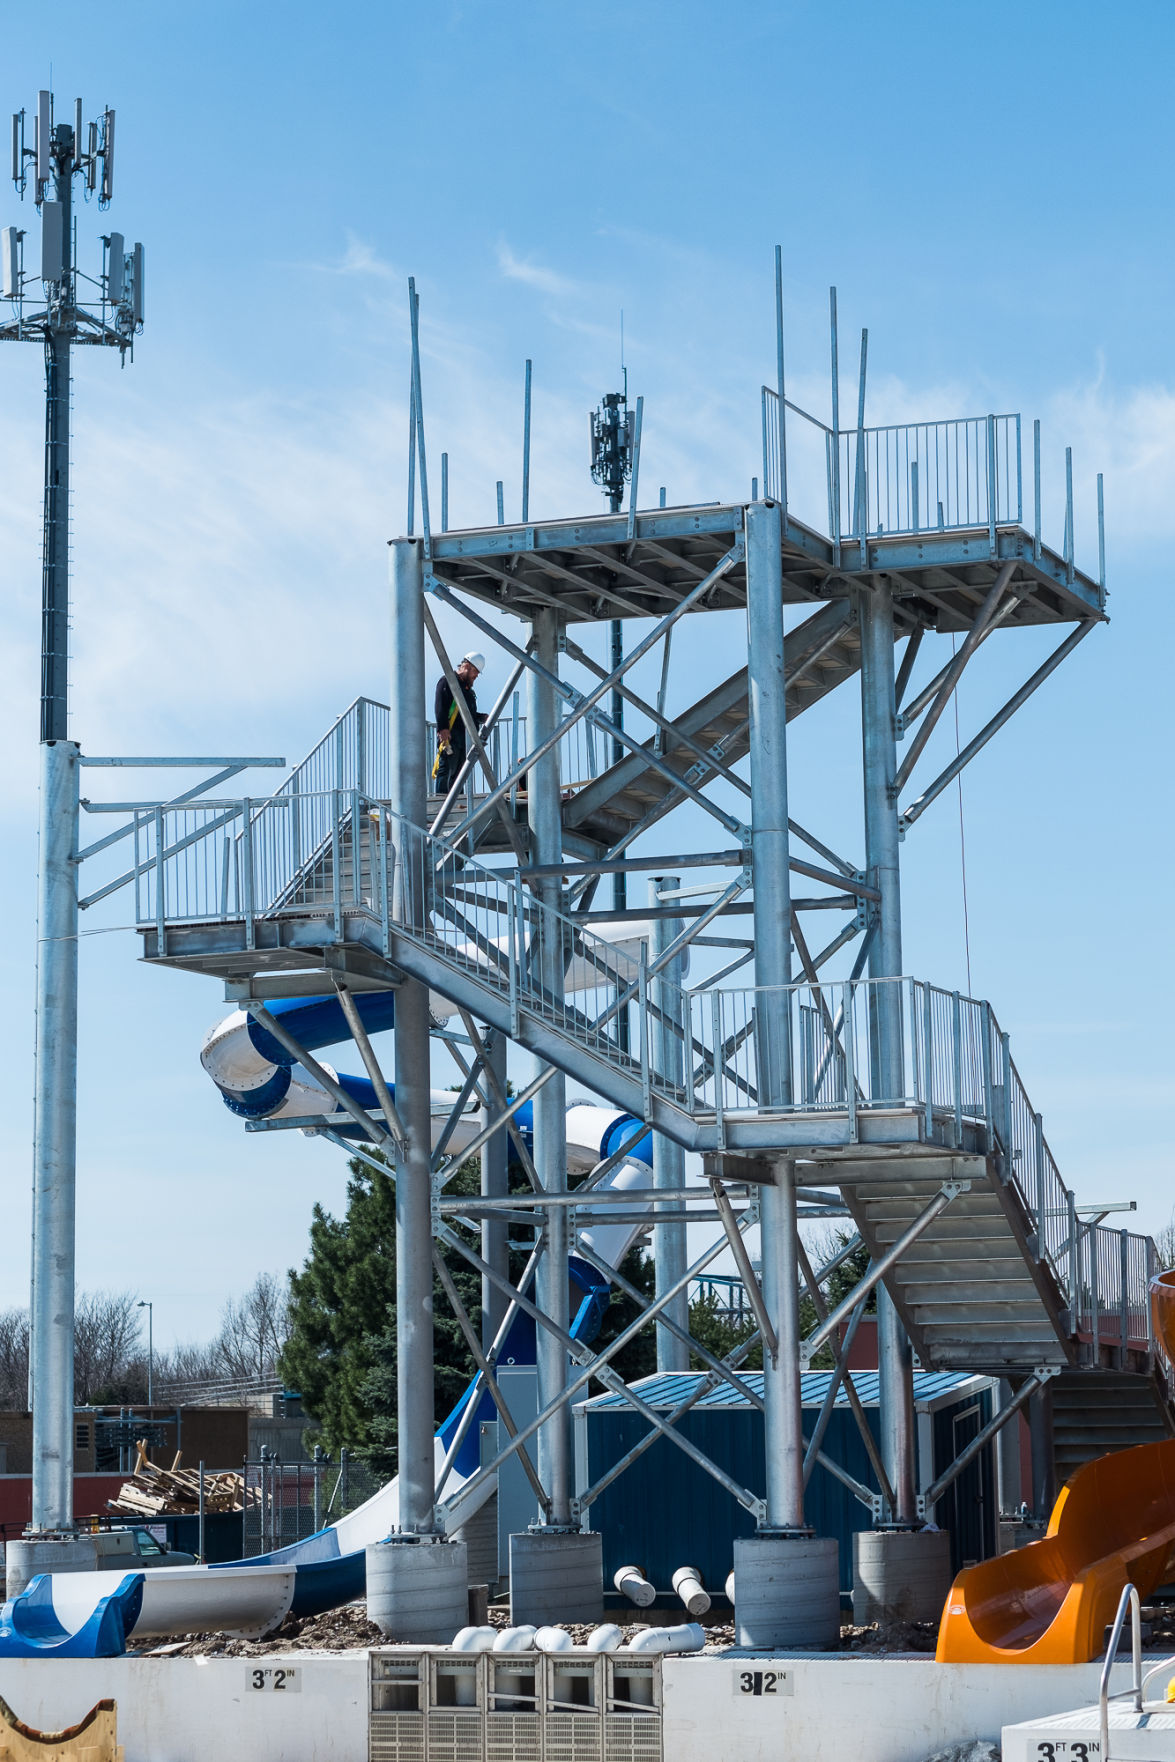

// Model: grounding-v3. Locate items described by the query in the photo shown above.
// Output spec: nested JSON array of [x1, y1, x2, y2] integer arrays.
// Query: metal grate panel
[[602, 1716, 661, 1762], [546, 1714, 603, 1762], [370, 1713, 426, 1762], [485, 1713, 543, 1762], [427, 1712, 484, 1762]]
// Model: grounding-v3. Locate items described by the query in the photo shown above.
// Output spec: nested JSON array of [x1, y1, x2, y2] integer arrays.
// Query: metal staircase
[[1050, 1371, 1175, 1484], [136, 792, 1162, 1389]]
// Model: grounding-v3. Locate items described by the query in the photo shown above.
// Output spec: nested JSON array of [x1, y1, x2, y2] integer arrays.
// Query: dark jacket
[[434, 674, 481, 757]]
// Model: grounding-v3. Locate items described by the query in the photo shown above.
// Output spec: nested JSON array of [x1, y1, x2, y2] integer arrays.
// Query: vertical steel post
[[650, 876, 688, 1373], [481, 1030, 510, 1350], [521, 360, 532, 524], [745, 500, 803, 1531], [528, 606, 572, 1526], [774, 245, 787, 518], [859, 578, 918, 1526], [610, 619, 629, 1051], [29, 122, 80, 1537], [30, 736, 80, 1531], [389, 536, 436, 1533]]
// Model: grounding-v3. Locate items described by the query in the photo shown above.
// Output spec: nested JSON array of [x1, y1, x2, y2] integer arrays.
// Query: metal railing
[[134, 790, 1158, 1365], [760, 388, 1022, 543]]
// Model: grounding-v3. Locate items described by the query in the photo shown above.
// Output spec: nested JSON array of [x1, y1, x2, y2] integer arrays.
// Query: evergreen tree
[[280, 1153, 481, 1474]]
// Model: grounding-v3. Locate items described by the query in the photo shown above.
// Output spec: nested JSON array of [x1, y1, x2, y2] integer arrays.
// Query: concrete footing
[[733, 1534, 840, 1649], [509, 1529, 603, 1626], [365, 1537, 468, 1643], [851, 1527, 953, 1625], [5, 1532, 102, 1599]]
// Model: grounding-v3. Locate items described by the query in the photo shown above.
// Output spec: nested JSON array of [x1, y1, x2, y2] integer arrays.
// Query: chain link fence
[[241, 1450, 385, 1555]]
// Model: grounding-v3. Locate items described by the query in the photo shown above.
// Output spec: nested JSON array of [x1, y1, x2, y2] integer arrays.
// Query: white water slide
[[16, 929, 675, 1644]]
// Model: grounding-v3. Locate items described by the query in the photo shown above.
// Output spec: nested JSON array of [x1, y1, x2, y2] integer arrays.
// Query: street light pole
[[138, 1301, 153, 1408]]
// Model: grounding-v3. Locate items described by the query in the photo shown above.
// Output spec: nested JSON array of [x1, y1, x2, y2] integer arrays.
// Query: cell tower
[[590, 387, 632, 513], [3, 90, 144, 1539]]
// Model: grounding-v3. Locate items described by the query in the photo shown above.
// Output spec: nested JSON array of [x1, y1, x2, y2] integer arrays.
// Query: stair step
[[901, 1283, 1044, 1305]]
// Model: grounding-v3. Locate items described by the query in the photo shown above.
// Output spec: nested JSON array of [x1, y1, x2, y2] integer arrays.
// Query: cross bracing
[[109, 274, 1157, 1595]]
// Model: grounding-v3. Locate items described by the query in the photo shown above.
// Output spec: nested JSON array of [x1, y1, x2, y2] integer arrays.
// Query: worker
[[433, 651, 486, 796]]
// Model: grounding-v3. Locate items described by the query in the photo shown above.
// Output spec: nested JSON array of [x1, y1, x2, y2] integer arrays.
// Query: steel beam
[[30, 738, 80, 1530], [389, 535, 437, 1534], [744, 499, 804, 1533], [859, 578, 918, 1526], [528, 605, 573, 1528], [651, 875, 689, 1371]]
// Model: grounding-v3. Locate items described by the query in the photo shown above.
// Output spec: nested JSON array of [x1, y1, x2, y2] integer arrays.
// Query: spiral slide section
[[13, 968, 663, 1648]]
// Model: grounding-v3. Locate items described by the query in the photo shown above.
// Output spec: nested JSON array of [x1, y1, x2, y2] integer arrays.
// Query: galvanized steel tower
[[3, 91, 143, 1537]]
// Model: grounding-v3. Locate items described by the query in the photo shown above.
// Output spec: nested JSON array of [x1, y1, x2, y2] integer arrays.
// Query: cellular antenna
[[3, 89, 143, 741]]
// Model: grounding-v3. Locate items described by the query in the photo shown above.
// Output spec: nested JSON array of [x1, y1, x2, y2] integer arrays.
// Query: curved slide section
[[936, 1437, 1175, 1662], [938, 1274, 1175, 1663], [22, 975, 665, 1646]]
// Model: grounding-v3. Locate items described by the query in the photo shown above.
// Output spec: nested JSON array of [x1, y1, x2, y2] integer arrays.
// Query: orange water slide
[[936, 1273, 1175, 1664]]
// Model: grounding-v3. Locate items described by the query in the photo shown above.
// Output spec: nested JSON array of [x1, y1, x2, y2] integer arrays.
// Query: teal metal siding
[[582, 1372, 992, 1597]]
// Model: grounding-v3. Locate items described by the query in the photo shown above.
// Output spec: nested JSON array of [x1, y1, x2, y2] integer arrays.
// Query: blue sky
[[0, 0, 1171, 1348]]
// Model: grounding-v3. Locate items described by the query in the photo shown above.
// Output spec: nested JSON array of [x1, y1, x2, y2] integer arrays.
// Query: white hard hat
[[462, 652, 486, 672]]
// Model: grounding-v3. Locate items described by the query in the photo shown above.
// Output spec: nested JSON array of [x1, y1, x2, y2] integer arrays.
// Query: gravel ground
[[140, 1603, 938, 1659]]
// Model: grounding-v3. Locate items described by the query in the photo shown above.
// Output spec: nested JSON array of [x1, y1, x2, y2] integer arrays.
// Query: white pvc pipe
[[626, 1622, 705, 1655], [614, 1564, 656, 1607], [672, 1564, 711, 1617], [493, 1625, 537, 1652], [584, 1623, 624, 1652], [534, 1625, 573, 1652], [452, 1625, 497, 1651], [725, 1570, 736, 1603]]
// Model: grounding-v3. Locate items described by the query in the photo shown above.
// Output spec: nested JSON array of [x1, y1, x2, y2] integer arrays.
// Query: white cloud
[[495, 241, 580, 298]]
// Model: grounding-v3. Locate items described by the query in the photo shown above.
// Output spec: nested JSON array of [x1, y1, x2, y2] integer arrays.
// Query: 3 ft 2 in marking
[[247, 1666, 301, 1692], [735, 1669, 791, 1696]]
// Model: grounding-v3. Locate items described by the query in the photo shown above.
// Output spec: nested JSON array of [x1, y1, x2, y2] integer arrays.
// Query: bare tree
[[1156, 1214, 1175, 1272], [74, 1291, 144, 1403], [0, 1309, 30, 1409], [215, 1273, 289, 1382]]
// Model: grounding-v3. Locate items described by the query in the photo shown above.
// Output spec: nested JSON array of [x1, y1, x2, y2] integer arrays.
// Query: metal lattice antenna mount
[[2, 90, 144, 741]]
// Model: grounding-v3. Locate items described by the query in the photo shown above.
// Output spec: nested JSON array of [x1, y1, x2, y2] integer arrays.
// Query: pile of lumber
[[106, 1445, 258, 1516]]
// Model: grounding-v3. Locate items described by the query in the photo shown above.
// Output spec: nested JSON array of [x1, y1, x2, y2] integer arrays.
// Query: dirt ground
[[139, 1602, 939, 1659]]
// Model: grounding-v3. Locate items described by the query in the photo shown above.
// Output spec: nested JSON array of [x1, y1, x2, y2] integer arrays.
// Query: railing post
[[1033, 1111, 1045, 1254], [711, 989, 725, 1150], [986, 414, 997, 548], [951, 991, 963, 1147], [241, 798, 255, 951], [999, 1030, 1013, 1158], [1067, 1190, 1080, 1332], [844, 981, 857, 1144], [979, 1001, 995, 1140], [1033, 418, 1042, 561], [1015, 414, 1023, 523], [1090, 1225, 1101, 1361], [357, 697, 367, 795], [638, 947, 651, 1119], [331, 790, 342, 933], [1120, 1229, 1131, 1361], [1065, 446, 1075, 585], [153, 804, 165, 949], [921, 981, 933, 1138]]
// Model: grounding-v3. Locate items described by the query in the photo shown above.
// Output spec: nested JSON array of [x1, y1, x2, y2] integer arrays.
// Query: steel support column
[[389, 536, 437, 1534], [481, 1029, 510, 1349], [30, 737, 80, 1531], [528, 606, 572, 1526], [745, 500, 804, 1532], [650, 876, 688, 1372], [860, 580, 918, 1527]]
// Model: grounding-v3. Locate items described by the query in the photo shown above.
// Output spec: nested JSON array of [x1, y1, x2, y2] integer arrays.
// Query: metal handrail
[[133, 785, 1162, 1358], [1100, 1582, 1142, 1762]]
